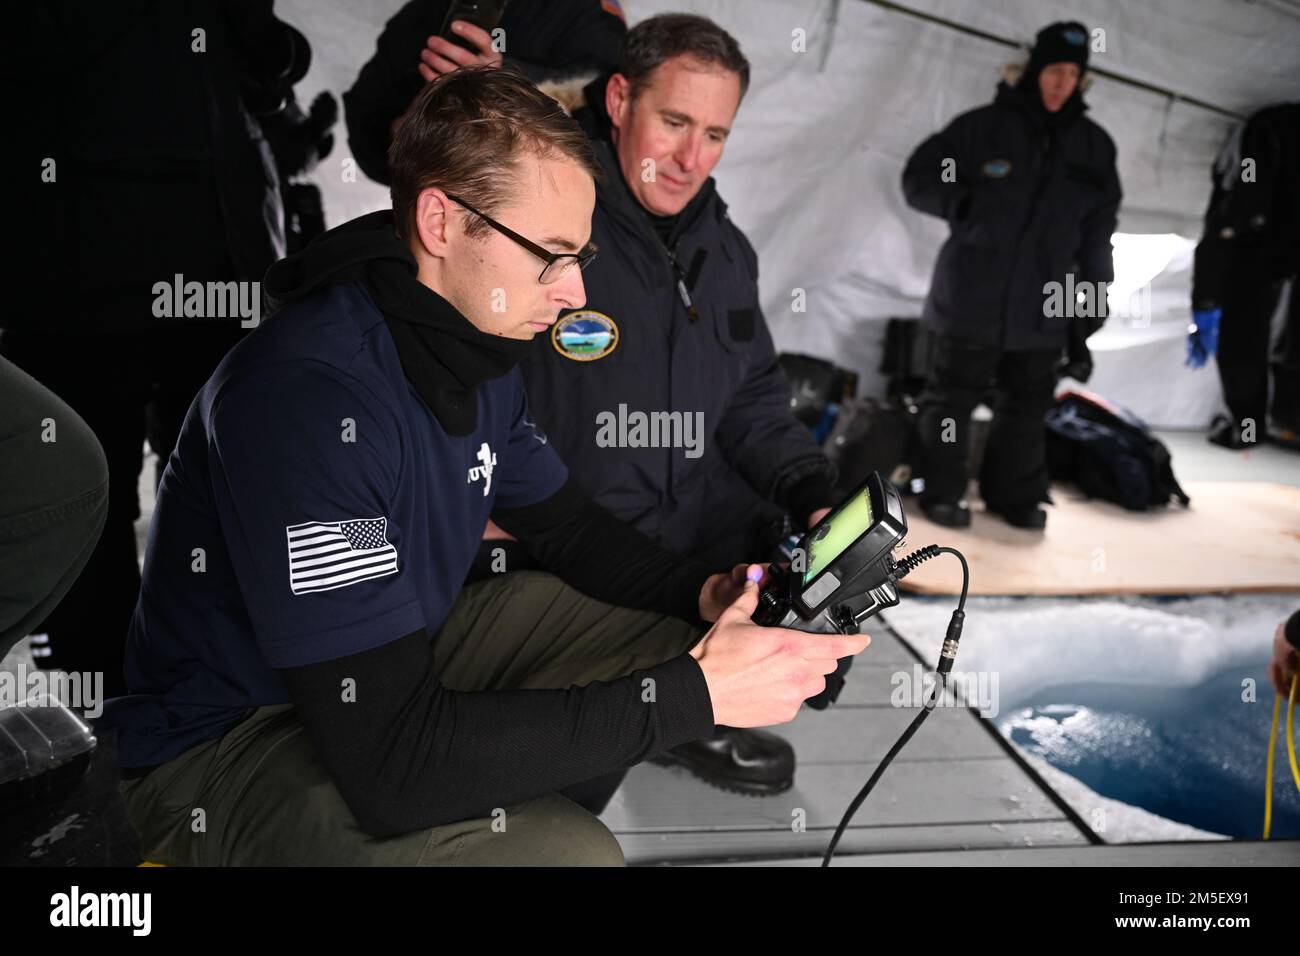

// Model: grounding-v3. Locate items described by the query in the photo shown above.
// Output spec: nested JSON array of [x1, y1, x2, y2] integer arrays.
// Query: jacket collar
[[996, 79, 1087, 131]]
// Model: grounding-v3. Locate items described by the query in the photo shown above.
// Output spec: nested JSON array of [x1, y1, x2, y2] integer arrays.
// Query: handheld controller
[[748, 471, 972, 867], [752, 472, 908, 635]]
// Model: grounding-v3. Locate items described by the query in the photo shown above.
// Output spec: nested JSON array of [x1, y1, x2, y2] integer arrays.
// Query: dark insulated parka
[[902, 81, 1122, 351], [519, 78, 835, 565], [1192, 102, 1300, 310]]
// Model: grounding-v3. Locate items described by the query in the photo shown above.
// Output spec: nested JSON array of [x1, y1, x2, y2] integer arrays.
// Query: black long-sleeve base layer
[[277, 478, 720, 837]]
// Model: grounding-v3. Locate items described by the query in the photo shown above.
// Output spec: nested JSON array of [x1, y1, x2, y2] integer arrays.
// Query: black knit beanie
[[1026, 21, 1090, 75]]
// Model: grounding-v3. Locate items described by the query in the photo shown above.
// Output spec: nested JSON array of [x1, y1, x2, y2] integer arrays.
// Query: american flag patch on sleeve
[[285, 517, 399, 595]]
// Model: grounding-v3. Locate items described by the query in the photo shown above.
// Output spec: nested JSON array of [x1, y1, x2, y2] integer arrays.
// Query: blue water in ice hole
[[999, 664, 1300, 839]]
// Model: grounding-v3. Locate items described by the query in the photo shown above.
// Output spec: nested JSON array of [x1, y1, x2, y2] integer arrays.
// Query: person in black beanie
[[902, 20, 1121, 530], [1020, 21, 1091, 112]]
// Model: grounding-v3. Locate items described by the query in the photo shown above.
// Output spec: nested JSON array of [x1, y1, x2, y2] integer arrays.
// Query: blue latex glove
[[1185, 307, 1222, 369]]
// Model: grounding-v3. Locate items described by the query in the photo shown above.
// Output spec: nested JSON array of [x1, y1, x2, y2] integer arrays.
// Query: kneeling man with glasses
[[102, 67, 868, 866]]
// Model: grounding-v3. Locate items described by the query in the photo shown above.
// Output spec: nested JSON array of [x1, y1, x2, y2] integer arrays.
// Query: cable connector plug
[[936, 609, 965, 677]]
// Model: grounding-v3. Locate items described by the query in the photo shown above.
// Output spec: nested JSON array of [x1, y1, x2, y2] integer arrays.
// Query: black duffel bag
[[1045, 389, 1191, 511]]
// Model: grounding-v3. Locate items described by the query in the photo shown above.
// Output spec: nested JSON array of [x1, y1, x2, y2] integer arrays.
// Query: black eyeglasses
[[445, 193, 598, 284]]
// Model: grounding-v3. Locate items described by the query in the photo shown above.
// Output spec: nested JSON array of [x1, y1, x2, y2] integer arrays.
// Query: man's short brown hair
[[389, 67, 602, 241], [621, 13, 750, 102]]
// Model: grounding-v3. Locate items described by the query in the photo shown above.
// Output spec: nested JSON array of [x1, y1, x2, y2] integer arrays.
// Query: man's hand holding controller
[[690, 564, 871, 727]]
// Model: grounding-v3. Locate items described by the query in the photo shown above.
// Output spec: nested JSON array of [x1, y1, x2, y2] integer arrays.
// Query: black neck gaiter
[[364, 252, 531, 436], [263, 209, 531, 436]]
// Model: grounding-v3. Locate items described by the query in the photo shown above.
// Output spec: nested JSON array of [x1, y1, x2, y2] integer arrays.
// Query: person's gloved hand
[[1185, 307, 1222, 369], [262, 91, 339, 179], [1056, 316, 1094, 383], [1056, 353, 1093, 383]]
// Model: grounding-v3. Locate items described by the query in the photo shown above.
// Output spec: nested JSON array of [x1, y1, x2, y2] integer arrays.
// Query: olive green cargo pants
[[120, 571, 703, 866]]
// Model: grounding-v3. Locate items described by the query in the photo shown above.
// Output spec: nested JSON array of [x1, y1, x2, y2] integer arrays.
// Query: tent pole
[[855, 0, 1246, 120]]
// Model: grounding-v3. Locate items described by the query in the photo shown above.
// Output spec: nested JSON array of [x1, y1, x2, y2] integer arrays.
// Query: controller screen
[[802, 485, 874, 585]]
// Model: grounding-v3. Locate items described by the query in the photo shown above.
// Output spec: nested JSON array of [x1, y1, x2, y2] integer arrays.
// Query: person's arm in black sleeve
[[902, 117, 972, 223], [1228, 111, 1283, 245], [783, 472, 839, 527], [342, 0, 439, 185], [220, 0, 311, 113], [491, 477, 716, 623], [1193, 121, 1246, 311], [1192, 173, 1233, 313], [711, 319, 837, 524], [344, 1, 626, 186], [279, 625, 714, 837], [1075, 134, 1122, 335], [1193, 109, 1289, 311], [708, 240, 837, 526], [505, 1, 626, 83]]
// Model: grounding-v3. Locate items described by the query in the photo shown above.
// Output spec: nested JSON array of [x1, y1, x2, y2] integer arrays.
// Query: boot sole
[[993, 513, 1047, 529]]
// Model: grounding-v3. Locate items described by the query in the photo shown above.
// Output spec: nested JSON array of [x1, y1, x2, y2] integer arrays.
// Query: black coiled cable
[[820, 545, 970, 866]]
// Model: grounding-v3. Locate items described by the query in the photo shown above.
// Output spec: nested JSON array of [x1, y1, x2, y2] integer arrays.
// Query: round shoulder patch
[[981, 159, 1012, 178], [552, 310, 619, 361]]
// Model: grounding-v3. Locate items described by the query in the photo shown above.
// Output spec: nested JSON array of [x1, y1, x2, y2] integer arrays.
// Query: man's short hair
[[621, 13, 750, 101], [389, 66, 602, 242]]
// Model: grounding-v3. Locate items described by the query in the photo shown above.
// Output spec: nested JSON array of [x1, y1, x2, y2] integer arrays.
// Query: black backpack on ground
[[1045, 389, 1191, 511]]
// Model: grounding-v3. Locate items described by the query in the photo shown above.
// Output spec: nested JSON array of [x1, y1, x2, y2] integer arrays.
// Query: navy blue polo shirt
[[104, 280, 567, 768]]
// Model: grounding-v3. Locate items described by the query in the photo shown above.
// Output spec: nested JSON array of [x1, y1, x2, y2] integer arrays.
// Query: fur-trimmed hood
[[1000, 59, 1094, 93], [537, 72, 601, 115]]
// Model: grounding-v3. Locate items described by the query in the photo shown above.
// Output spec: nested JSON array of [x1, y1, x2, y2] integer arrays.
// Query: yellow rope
[[1287, 672, 1300, 793], [1263, 672, 1299, 840]]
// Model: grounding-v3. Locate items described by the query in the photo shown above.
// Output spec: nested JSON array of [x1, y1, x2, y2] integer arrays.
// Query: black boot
[[920, 498, 971, 528], [1207, 414, 1251, 450], [650, 727, 795, 796], [987, 502, 1048, 529]]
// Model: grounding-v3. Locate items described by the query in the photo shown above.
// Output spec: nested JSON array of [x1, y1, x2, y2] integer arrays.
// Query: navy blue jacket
[[519, 78, 836, 566], [903, 82, 1121, 351]]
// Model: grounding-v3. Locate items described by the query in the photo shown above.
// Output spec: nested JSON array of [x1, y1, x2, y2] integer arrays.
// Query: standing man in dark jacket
[[1189, 102, 1300, 450], [483, 15, 840, 797], [902, 21, 1121, 529], [344, 0, 628, 186]]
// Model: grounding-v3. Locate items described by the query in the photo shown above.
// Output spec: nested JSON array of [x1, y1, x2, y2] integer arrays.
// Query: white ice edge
[[881, 592, 1300, 706], [881, 593, 1299, 842]]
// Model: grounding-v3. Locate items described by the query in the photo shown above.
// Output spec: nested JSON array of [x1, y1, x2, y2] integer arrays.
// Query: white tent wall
[[281, 0, 1300, 427]]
